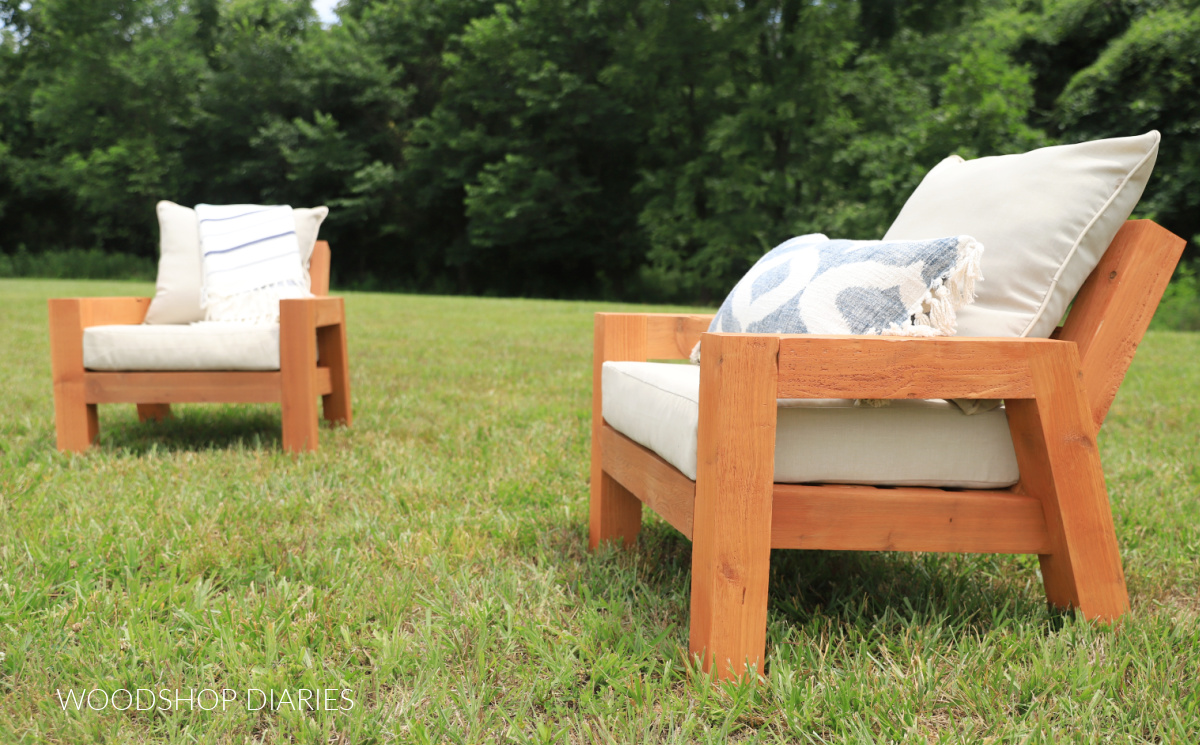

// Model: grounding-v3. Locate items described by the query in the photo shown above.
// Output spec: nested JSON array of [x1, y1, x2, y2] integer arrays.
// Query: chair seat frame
[[589, 221, 1185, 680], [49, 241, 351, 453]]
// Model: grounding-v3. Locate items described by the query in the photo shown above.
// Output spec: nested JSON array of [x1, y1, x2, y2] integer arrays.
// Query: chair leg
[[589, 469, 642, 549], [1006, 344, 1129, 621], [689, 333, 779, 681], [54, 383, 98, 452], [137, 404, 172, 423], [589, 313, 649, 549], [317, 319, 352, 426], [280, 301, 319, 453], [49, 299, 98, 452]]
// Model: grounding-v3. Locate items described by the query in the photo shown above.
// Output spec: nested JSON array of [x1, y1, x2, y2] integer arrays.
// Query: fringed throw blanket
[[196, 204, 311, 323]]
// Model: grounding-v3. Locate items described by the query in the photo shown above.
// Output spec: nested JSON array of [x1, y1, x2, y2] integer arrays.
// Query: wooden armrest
[[48, 297, 152, 382], [701, 332, 1081, 401], [595, 312, 714, 360], [48, 297, 152, 329], [279, 296, 345, 329]]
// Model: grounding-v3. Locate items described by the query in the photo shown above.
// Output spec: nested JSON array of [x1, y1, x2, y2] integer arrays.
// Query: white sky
[[312, 0, 340, 24]]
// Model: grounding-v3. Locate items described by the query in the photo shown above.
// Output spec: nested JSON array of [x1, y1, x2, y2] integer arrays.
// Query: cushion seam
[[606, 367, 700, 406], [1018, 134, 1159, 336]]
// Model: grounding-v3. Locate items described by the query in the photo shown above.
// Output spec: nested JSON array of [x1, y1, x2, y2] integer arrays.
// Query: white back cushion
[[144, 201, 328, 324], [883, 132, 1159, 338]]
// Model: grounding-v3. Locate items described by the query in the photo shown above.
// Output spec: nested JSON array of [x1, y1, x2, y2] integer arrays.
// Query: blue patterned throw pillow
[[701, 233, 983, 348]]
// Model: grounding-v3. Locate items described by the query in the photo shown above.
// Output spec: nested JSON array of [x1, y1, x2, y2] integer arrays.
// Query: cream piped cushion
[[602, 361, 1019, 489], [83, 323, 280, 371], [144, 201, 328, 325], [884, 132, 1159, 339]]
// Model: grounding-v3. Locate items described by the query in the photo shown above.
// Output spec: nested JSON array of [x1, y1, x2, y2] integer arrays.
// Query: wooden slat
[[775, 335, 1041, 400], [644, 313, 714, 360], [770, 483, 1050, 553], [1058, 220, 1186, 428], [600, 426, 696, 539], [690, 333, 778, 681], [85, 369, 331, 404]]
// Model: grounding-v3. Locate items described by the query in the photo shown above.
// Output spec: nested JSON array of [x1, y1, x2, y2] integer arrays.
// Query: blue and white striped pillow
[[195, 204, 312, 324]]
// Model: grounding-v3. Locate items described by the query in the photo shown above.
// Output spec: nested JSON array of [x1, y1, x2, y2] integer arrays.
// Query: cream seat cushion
[[602, 361, 1020, 489], [83, 323, 280, 371]]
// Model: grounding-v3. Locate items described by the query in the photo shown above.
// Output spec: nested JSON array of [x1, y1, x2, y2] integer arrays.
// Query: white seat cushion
[[83, 323, 280, 371], [602, 361, 1020, 489]]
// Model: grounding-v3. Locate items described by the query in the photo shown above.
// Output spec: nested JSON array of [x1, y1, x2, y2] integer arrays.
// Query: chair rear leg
[[589, 468, 642, 549], [137, 404, 172, 423], [588, 313, 648, 549], [1006, 345, 1129, 621], [317, 321, 352, 426]]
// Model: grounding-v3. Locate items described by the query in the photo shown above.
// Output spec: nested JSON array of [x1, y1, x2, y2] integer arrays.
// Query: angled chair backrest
[[1056, 221, 1184, 429]]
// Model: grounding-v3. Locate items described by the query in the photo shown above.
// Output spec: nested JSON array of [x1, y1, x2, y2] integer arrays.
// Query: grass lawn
[[1, 278, 1198, 743]]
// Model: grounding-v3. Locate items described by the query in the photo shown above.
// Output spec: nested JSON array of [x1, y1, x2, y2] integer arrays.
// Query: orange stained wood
[[136, 403, 172, 422], [690, 332, 778, 681], [317, 301, 353, 426], [771, 483, 1050, 553], [600, 425, 695, 539], [1057, 220, 1186, 429], [774, 335, 1045, 400], [1006, 343, 1129, 621], [280, 297, 321, 452], [589, 313, 649, 549], [643, 313, 714, 359], [309, 240, 332, 296], [85, 369, 333, 403]]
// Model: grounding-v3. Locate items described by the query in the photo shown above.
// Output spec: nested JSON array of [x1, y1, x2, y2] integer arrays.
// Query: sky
[[312, 0, 340, 25]]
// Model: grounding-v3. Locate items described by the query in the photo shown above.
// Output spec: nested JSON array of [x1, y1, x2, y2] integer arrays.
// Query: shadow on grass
[[580, 518, 1058, 652], [97, 404, 286, 454]]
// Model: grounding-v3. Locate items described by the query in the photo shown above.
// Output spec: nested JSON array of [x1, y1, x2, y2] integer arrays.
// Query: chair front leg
[[690, 333, 779, 681], [1006, 343, 1129, 621], [280, 300, 319, 453], [49, 299, 98, 452]]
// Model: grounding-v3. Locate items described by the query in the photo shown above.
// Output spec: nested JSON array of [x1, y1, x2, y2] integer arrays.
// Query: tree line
[[1, 0, 1196, 301]]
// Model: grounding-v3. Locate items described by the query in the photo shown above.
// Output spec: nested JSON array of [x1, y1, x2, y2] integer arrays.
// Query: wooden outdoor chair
[[49, 241, 351, 453], [590, 220, 1185, 681]]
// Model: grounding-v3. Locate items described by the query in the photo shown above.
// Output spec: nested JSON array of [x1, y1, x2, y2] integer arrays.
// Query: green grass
[[1, 278, 1198, 743]]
